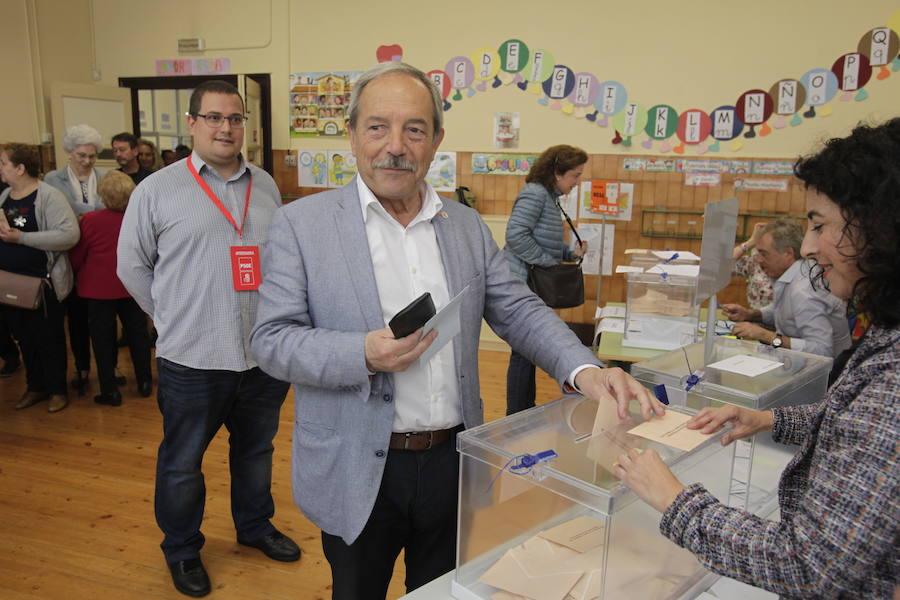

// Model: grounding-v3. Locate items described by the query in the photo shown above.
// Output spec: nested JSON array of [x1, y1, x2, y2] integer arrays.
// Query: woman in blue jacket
[[503, 145, 588, 415]]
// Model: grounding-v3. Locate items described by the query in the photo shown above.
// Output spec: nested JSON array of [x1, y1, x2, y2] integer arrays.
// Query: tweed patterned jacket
[[660, 324, 899, 599]]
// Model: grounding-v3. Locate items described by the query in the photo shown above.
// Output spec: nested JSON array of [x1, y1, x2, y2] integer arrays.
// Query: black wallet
[[388, 292, 436, 338]]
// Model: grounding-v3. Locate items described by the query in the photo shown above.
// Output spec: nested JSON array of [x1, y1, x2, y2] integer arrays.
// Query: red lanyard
[[187, 155, 252, 238]]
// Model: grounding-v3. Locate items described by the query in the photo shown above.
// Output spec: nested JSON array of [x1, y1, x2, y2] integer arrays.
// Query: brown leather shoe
[[15, 391, 48, 410], [48, 394, 69, 413]]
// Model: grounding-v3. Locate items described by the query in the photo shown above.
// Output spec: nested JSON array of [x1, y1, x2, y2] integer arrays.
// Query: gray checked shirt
[[117, 153, 282, 372], [759, 259, 851, 358]]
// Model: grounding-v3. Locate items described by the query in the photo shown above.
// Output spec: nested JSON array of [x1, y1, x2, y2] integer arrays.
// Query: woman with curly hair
[[503, 145, 588, 415], [616, 119, 900, 599]]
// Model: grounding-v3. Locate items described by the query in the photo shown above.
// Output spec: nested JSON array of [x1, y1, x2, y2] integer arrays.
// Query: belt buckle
[[403, 431, 433, 450]]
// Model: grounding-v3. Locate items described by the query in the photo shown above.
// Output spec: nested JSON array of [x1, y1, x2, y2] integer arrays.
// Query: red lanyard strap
[[187, 156, 252, 238]]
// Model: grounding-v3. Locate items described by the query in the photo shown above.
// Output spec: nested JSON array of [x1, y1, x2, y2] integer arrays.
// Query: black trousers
[[321, 428, 461, 600], [0, 289, 67, 395], [65, 292, 91, 372], [87, 297, 151, 395], [506, 349, 536, 415], [0, 315, 19, 363]]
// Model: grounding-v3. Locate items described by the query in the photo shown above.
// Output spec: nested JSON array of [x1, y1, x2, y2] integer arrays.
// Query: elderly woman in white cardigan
[[44, 124, 108, 394], [502, 144, 588, 416]]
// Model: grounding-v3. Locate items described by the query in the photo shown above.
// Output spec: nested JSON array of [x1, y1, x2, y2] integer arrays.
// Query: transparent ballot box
[[452, 395, 733, 600], [630, 337, 832, 516], [623, 271, 700, 351]]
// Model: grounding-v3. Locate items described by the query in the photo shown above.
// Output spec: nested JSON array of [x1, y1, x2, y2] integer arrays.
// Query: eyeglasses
[[73, 152, 97, 162], [190, 113, 248, 128]]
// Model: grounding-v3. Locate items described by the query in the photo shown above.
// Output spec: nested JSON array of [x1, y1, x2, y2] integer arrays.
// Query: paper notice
[[706, 354, 783, 377]]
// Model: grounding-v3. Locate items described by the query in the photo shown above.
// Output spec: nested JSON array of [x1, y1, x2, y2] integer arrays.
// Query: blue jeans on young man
[[154, 358, 290, 563]]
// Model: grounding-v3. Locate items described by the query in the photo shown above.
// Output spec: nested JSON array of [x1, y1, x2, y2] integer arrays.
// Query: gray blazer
[[250, 178, 599, 544]]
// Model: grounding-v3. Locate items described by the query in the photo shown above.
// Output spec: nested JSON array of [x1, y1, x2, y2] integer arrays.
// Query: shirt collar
[[189, 151, 249, 183], [356, 175, 444, 227], [777, 259, 802, 285]]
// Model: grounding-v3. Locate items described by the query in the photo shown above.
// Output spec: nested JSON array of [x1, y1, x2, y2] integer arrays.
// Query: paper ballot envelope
[[479, 530, 606, 600]]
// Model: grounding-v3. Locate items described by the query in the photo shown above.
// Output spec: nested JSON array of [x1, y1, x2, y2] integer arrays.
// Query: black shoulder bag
[[526, 201, 585, 309]]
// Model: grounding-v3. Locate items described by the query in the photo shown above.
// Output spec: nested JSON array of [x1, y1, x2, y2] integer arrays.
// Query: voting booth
[[452, 395, 734, 600], [631, 338, 831, 516]]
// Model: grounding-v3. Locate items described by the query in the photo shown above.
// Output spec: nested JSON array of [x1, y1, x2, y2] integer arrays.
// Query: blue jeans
[[506, 349, 536, 415], [154, 358, 290, 563]]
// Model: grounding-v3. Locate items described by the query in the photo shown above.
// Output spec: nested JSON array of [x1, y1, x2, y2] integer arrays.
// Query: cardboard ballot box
[[631, 337, 832, 516], [452, 396, 733, 600]]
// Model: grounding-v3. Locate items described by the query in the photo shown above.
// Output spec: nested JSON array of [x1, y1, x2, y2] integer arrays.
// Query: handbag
[[526, 201, 585, 309], [0, 269, 46, 310]]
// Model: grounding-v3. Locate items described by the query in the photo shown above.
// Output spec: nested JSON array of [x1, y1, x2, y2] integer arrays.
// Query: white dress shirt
[[357, 176, 463, 432], [759, 259, 851, 357]]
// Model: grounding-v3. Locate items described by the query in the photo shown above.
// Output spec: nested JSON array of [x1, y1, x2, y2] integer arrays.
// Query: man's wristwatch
[[770, 333, 783, 348]]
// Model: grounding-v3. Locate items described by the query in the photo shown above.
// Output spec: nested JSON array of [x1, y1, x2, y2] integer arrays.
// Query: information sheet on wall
[[576, 223, 615, 276], [577, 181, 634, 222]]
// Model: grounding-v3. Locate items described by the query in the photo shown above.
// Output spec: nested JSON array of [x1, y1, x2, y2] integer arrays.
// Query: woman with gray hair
[[44, 124, 106, 216], [44, 124, 108, 394]]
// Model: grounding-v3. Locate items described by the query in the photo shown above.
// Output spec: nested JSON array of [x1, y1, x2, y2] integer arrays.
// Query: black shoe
[[0, 359, 20, 378], [115, 373, 127, 386], [93, 391, 122, 407], [237, 530, 301, 562], [167, 558, 210, 597], [138, 379, 153, 398]]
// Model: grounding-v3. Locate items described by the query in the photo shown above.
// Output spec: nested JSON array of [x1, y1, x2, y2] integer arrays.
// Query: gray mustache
[[372, 156, 416, 171]]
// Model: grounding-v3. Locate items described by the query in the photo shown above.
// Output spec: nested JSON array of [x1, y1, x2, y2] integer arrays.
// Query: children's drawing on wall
[[297, 150, 329, 188], [493, 112, 520, 149], [425, 152, 457, 191], [327, 151, 357, 188], [290, 71, 360, 138]]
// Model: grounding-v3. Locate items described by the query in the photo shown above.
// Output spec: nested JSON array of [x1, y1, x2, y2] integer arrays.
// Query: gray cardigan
[[43, 166, 106, 216], [0, 181, 80, 300], [503, 182, 575, 281]]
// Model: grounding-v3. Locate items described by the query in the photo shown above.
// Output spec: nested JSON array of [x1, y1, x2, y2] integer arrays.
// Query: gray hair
[[348, 62, 443, 138], [763, 217, 804, 259], [62, 124, 103, 153]]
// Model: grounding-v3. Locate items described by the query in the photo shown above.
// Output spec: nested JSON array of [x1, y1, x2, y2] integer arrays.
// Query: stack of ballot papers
[[478, 516, 608, 600]]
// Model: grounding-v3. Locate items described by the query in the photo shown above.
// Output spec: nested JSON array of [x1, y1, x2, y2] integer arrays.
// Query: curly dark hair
[[526, 144, 588, 192], [793, 118, 900, 328]]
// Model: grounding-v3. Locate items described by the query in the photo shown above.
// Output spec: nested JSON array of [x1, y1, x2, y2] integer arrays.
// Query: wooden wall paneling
[[270, 150, 800, 324]]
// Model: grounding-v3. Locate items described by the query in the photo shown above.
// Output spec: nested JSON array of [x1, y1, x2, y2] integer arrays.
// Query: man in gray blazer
[[250, 62, 663, 600]]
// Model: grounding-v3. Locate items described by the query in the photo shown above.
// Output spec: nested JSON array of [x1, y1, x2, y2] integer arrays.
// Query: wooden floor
[[0, 346, 564, 600]]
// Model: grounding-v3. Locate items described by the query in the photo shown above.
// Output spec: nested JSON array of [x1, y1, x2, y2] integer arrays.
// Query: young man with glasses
[[117, 80, 299, 598]]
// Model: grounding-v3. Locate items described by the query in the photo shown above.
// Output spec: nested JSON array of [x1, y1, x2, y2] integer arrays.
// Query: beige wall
[[1, 0, 41, 143], [3, 0, 899, 157]]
